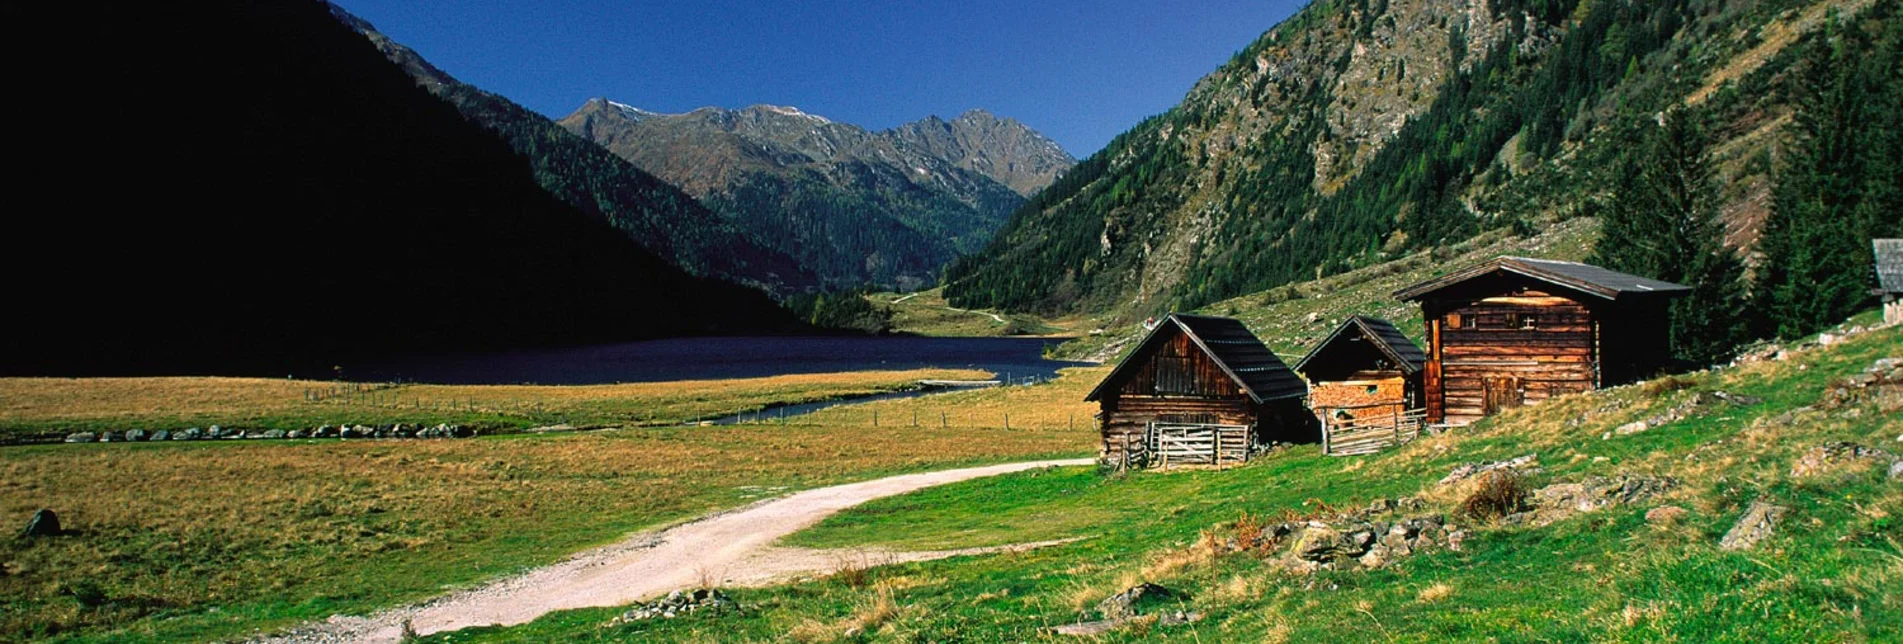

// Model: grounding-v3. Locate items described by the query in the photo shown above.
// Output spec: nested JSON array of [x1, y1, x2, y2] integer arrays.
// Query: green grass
[[426, 314, 1902, 642], [0, 369, 1100, 642], [870, 288, 1072, 337]]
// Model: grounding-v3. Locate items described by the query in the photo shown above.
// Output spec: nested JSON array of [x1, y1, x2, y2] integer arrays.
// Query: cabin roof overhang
[[1294, 315, 1427, 377], [1085, 313, 1308, 405], [1392, 256, 1692, 303]]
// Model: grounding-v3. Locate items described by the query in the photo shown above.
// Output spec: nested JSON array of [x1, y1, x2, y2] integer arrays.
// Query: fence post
[[941, 411, 947, 429], [1393, 407, 1401, 447], [1321, 411, 1331, 456], [873, 411, 878, 427], [1004, 413, 1010, 431]]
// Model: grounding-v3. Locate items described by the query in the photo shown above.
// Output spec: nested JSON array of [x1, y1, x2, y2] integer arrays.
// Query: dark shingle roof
[[1085, 313, 1308, 404], [1877, 239, 1903, 294], [1294, 315, 1427, 376], [1393, 256, 1691, 302]]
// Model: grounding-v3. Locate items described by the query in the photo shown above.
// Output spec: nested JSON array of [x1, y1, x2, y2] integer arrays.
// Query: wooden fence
[[1319, 405, 1428, 456], [1144, 422, 1251, 468]]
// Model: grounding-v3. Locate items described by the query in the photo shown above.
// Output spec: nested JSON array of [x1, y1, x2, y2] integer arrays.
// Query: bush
[[1460, 470, 1529, 521]]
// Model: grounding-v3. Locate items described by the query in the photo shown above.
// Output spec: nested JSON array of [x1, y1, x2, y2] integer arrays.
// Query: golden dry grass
[[0, 367, 1100, 641], [0, 368, 988, 436]]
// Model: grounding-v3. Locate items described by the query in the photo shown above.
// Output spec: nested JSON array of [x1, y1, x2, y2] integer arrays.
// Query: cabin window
[[1445, 313, 1461, 329], [1505, 312, 1538, 329], [1365, 384, 1380, 394]]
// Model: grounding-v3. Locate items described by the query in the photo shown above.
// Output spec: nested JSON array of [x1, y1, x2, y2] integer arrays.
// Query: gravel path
[[256, 458, 1092, 643]]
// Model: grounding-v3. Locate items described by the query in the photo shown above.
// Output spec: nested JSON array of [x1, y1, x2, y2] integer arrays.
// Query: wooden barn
[[1086, 313, 1311, 468], [1393, 257, 1689, 426], [1878, 239, 1903, 326], [1293, 316, 1428, 455]]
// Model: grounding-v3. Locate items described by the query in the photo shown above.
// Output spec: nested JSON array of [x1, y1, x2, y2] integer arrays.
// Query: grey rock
[[150, 430, 170, 441], [21, 509, 60, 537], [1720, 499, 1788, 550], [99, 432, 119, 443], [124, 429, 148, 442], [1097, 582, 1179, 619], [206, 425, 225, 438], [63, 432, 96, 444], [287, 430, 307, 439], [261, 429, 287, 439], [1890, 461, 1902, 481], [1791, 442, 1895, 478]]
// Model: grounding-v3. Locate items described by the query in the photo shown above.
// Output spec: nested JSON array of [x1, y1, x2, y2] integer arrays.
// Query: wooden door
[[1482, 376, 1523, 416]]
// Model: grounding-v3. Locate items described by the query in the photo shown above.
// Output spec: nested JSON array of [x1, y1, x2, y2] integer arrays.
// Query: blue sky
[[333, 0, 1309, 156]]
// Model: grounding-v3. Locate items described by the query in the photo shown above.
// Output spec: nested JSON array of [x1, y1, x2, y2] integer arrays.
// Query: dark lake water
[[348, 336, 1093, 386]]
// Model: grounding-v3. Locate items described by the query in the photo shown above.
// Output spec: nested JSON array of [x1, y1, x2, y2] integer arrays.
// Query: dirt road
[[258, 458, 1092, 643]]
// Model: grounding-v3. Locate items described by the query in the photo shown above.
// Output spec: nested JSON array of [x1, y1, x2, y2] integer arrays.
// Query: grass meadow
[[0, 367, 1103, 642], [426, 318, 1902, 642], [0, 368, 989, 440]]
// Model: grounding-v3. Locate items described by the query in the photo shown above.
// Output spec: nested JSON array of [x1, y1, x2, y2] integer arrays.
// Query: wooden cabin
[[1086, 313, 1311, 468], [1877, 239, 1903, 326], [1393, 257, 1690, 426], [1294, 315, 1426, 428]]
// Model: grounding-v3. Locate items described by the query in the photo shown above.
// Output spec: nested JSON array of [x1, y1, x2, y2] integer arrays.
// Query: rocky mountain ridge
[[560, 99, 1074, 289]]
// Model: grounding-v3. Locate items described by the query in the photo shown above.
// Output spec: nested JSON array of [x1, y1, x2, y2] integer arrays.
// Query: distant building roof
[[1392, 256, 1692, 302], [1085, 313, 1308, 404], [1294, 315, 1427, 377], [1877, 239, 1903, 294]]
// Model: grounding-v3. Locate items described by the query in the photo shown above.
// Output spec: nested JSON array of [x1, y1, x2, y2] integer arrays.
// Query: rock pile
[[1215, 498, 1468, 573], [1503, 474, 1677, 527], [1439, 454, 1539, 485], [1820, 357, 1903, 412], [1720, 499, 1788, 550], [1789, 441, 1900, 479], [606, 588, 739, 625], [59, 423, 472, 445], [1054, 584, 1199, 637], [1606, 391, 1759, 439]]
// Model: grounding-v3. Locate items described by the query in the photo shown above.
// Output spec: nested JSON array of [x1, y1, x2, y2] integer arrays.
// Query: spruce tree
[[1755, 23, 1883, 339], [1589, 110, 1750, 365]]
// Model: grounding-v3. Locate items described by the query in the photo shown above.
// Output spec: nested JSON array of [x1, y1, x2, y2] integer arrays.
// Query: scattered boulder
[[1790, 442, 1895, 478], [1505, 474, 1676, 527], [1440, 454, 1539, 485], [99, 432, 119, 443], [287, 429, 307, 439], [606, 588, 738, 625], [124, 429, 146, 442], [1890, 461, 1903, 481], [261, 429, 287, 440], [206, 425, 225, 439], [21, 509, 60, 537], [1645, 505, 1689, 526], [63, 432, 96, 444], [1097, 582, 1180, 619], [150, 430, 170, 442], [1711, 391, 1764, 406], [1720, 499, 1788, 550]]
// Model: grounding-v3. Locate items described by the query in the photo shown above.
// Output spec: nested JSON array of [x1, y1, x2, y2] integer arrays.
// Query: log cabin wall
[[1100, 331, 1257, 461], [1099, 396, 1254, 462], [1424, 290, 1595, 425]]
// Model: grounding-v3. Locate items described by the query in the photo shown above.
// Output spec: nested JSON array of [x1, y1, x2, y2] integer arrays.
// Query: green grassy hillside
[[424, 312, 1902, 641]]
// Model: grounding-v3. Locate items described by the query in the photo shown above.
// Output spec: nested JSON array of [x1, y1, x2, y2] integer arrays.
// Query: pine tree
[[1589, 109, 1750, 365], [1755, 20, 1887, 339]]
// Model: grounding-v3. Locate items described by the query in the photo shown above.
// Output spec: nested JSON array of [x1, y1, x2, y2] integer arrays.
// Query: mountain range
[[0, 0, 801, 375], [559, 100, 1074, 290], [945, 0, 1894, 320]]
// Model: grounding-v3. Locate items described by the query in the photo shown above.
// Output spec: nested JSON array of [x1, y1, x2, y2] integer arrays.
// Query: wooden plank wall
[[1433, 294, 1595, 425], [1119, 333, 1245, 398], [1100, 396, 1252, 462]]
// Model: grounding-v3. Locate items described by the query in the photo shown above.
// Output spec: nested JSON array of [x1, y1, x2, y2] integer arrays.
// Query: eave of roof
[[1085, 313, 1306, 404], [1392, 256, 1691, 302]]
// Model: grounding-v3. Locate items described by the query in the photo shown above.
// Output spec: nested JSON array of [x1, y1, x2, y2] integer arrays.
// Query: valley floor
[[0, 368, 1102, 642], [414, 313, 1901, 642]]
